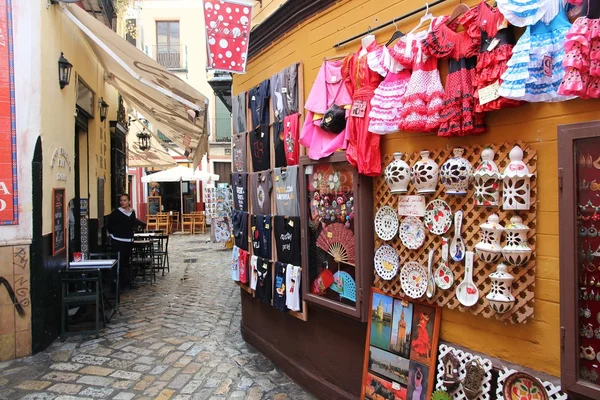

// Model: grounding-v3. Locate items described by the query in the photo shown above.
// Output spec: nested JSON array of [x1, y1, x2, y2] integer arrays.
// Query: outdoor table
[[134, 233, 157, 238], [69, 259, 119, 321]]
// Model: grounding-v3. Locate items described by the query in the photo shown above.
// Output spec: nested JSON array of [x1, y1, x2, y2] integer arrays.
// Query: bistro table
[[69, 259, 119, 321]]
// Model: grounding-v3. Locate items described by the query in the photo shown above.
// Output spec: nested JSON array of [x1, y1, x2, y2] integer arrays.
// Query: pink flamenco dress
[[299, 59, 353, 160], [367, 45, 411, 134], [342, 42, 384, 176], [558, 15, 600, 98], [423, 16, 486, 137], [391, 30, 445, 133]]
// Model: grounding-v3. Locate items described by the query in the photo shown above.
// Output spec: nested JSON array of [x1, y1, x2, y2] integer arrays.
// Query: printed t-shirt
[[273, 119, 287, 168], [232, 210, 248, 251], [284, 113, 300, 166], [238, 249, 249, 284], [251, 214, 272, 259], [249, 171, 272, 215], [232, 172, 248, 212], [256, 257, 273, 304], [248, 79, 270, 128], [274, 166, 300, 216], [232, 132, 248, 173], [282, 64, 299, 117], [231, 246, 240, 281], [250, 255, 258, 290], [271, 71, 284, 121], [274, 215, 301, 266], [273, 262, 288, 312], [232, 92, 247, 135], [286, 264, 302, 311], [250, 124, 271, 172]]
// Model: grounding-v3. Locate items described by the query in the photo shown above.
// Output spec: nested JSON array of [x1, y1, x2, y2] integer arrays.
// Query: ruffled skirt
[[369, 70, 410, 134]]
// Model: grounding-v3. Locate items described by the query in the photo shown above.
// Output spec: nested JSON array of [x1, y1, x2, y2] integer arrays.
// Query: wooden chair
[[170, 212, 180, 232], [60, 268, 104, 341], [182, 214, 193, 234], [192, 213, 206, 234], [146, 215, 159, 231], [157, 214, 170, 233]]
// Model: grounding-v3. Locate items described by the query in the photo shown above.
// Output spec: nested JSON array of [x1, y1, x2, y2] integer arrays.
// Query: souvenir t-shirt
[[232, 92, 247, 135], [274, 166, 300, 216], [250, 124, 271, 172], [248, 79, 270, 128], [250, 255, 258, 290], [256, 257, 273, 304], [232, 132, 247, 173], [249, 171, 272, 215], [251, 214, 272, 259], [273, 262, 288, 312], [284, 113, 300, 166], [282, 64, 299, 117], [231, 246, 240, 281], [238, 249, 249, 284], [232, 210, 248, 251], [232, 172, 248, 212], [286, 264, 301, 311], [271, 71, 284, 121], [274, 215, 301, 265], [273, 119, 287, 168]]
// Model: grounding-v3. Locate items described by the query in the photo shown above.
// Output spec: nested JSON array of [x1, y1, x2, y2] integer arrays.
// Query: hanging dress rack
[[333, 0, 448, 48]]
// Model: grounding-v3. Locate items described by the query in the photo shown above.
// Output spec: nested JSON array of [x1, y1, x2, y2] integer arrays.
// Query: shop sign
[[397, 195, 426, 217], [203, 0, 254, 74], [50, 147, 72, 182], [0, 0, 18, 225]]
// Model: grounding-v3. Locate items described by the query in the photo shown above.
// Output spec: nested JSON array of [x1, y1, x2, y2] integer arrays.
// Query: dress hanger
[[385, 19, 405, 47], [408, 3, 434, 36], [446, 3, 470, 26]]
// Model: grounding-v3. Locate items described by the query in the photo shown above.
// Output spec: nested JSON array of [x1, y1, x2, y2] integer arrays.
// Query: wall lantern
[[136, 127, 151, 151], [58, 52, 73, 89], [98, 97, 109, 122]]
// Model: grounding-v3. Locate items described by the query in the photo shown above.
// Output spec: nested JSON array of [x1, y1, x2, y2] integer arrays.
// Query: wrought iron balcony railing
[[145, 44, 188, 71]]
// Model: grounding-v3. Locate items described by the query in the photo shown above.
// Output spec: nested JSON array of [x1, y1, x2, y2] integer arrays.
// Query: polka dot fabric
[[204, 1, 253, 73]]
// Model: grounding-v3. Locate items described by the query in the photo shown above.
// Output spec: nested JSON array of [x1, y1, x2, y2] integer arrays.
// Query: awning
[[62, 4, 210, 164], [127, 123, 177, 169], [141, 166, 219, 183]]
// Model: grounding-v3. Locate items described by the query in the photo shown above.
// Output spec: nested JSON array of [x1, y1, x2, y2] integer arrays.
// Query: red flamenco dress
[[411, 314, 431, 358], [462, 1, 524, 112], [423, 18, 486, 137], [342, 42, 384, 176]]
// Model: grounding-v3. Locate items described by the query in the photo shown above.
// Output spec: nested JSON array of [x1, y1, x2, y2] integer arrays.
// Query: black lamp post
[[58, 52, 73, 89], [137, 127, 151, 151], [98, 97, 109, 122]]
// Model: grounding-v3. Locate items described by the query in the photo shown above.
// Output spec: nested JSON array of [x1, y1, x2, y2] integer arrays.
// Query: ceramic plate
[[434, 264, 454, 290], [399, 217, 427, 249], [375, 206, 399, 241], [424, 199, 453, 235], [502, 372, 549, 400], [374, 245, 400, 280], [400, 261, 427, 299]]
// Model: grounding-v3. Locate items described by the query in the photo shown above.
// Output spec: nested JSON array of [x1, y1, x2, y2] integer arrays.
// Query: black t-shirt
[[251, 214, 272, 259], [232, 210, 248, 251], [250, 124, 271, 172], [256, 257, 272, 304], [232, 172, 248, 211], [273, 119, 287, 168], [248, 79, 270, 128], [274, 215, 301, 266], [273, 261, 288, 312]]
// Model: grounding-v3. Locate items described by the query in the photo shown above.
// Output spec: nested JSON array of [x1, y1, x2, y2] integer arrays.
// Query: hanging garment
[[273, 166, 300, 217], [285, 264, 301, 312], [274, 215, 301, 266], [249, 171, 272, 215], [251, 214, 272, 259], [232, 132, 247, 173], [300, 60, 353, 160], [249, 124, 271, 172], [342, 42, 384, 176], [273, 262, 288, 312], [250, 255, 258, 291], [256, 257, 272, 304], [232, 92, 247, 135], [282, 64, 299, 117], [248, 79, 270, 128], [231, 246, 240, 282], [232, 172, 248, 212], [238, 248, 249, 284], [284, 113, 300, 166], [232, 209, 248, 251], [273, 119, 287, 168], [497, 0, 561, 27]]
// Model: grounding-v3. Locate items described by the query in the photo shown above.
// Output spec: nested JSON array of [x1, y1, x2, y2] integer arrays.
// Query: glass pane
[[306, 162, 356, 309], [576, 137, 600, 384], [170, 22, 180, 43], [156, 22, 168, 44]]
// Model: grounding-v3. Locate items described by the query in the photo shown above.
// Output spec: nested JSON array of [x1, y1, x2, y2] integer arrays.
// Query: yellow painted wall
[[251, 0, 287, 28], [233, 0, 600, 377]]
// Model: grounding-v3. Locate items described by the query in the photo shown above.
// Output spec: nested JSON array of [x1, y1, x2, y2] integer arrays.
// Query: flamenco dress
[[423, 17, 485, 137], [342, 42, 384, 176]]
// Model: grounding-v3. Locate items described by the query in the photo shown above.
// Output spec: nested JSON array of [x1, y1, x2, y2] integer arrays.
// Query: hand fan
[[316, 222, 355, 264]]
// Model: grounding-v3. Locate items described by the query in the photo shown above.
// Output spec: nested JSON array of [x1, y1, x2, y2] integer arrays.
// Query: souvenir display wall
[[204, 185, 232, 226], [373, 143, 537, 324], [361, 289, 442, 400]]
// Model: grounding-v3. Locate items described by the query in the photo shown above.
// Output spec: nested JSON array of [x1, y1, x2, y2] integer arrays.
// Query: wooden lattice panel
[[497, 368, 567, 400], [435, 344, 493, 400], [373, 142, 537, 324]]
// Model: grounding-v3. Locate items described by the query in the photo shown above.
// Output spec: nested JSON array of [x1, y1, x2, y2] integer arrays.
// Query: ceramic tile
[[13, 246, 30, 276], [0, 333, 15, 361], [16, 329, 32, 358], [0, 305, 14, 335]]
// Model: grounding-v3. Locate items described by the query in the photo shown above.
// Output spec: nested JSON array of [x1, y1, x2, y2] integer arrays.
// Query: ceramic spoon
[[450, 211, 465, 262], [456, 251, 479, 307], [426, 250, 435, 299], [435, 237, 454, 290]]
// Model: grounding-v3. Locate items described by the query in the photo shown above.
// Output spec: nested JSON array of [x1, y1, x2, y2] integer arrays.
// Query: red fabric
[[238, 249, 249, 284], [411, 315, 432, 358], [342, 43, 384, 177], [283, 113, 300, 166]]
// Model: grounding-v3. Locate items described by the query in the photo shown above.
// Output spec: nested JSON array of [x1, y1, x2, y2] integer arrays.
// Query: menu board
[[148, 196, 161, 215], [52, 188, 66, 255]]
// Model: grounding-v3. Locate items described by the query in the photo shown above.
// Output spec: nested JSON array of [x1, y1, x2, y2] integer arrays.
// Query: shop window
[[559, 120, 600, 399], [156, 21, 182, 70]]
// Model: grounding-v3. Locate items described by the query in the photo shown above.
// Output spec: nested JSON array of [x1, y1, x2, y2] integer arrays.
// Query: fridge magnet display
[[375, 205, 400, 241], [362, 289, 442, 400]]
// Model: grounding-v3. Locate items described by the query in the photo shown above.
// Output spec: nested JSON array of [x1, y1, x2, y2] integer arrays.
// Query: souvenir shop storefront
[[230, 0, 600, 399]]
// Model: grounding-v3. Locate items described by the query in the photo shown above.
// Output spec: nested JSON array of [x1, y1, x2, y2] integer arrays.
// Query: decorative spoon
[[435, 237, 454, 290], [450, 210, 465, 262], [426, 249, 436, 299], [456, 251, 479, 307]]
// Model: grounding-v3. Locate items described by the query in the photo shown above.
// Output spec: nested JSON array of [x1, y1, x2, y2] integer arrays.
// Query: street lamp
[[98, 97, 109, 122], [58, 52, 73, 89], [136, 127, 151, 151]]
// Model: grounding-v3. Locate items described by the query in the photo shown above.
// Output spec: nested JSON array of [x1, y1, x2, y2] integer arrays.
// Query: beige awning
[[127, 124, 177, 169], [62, 4, 210, 164]]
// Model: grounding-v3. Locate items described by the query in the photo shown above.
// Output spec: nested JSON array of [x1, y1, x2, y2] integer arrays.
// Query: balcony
[[145, 44, 188, 71], [210, 118, 232, 144]]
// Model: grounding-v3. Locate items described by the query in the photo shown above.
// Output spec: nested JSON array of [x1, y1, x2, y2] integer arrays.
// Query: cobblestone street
[[0, 235, 315, 400]]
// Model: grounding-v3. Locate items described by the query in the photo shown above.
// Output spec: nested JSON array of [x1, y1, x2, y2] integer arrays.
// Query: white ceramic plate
[[400, 261, 427, 299], [374, 245, 400, 280], [375, 206, 399, 241], [424, 199, 452, 235], [399, 216, 427, 249]]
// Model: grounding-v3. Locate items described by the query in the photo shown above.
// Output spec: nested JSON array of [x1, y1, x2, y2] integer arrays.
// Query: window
[[156, 21, 181, 69], [215, 98, 232, 142], [125, 19, 137, 46]]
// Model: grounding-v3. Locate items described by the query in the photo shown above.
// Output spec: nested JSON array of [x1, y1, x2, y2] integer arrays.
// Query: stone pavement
[[0, 235, 316, 400]]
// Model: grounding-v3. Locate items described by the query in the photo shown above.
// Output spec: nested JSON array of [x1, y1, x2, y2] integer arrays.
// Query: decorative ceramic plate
[[424, 199, 453, 235], [399, 217, 427, 249], [374, 206, 399, 241], [374, 245, 400, 280], [434, 264, 454, 290], [400, 261, 427, 299], [502, 372, 549, 400]]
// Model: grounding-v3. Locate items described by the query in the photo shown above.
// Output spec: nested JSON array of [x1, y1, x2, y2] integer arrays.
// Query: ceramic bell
[[440, 148, 473, 195], [473, 147, 501, 207], [411, 150, 439, 194], [384, 152, 411, 194], [502, 146, 534, 210], [475, 214, 504, 263], [502, 215, 532, 267], [486, 263, 516, 314]]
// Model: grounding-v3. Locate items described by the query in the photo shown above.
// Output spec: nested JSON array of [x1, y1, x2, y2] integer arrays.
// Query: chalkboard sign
[[52, 188, 66, 255], [184, 195, 195, 214], [148, 196, 161, 215]]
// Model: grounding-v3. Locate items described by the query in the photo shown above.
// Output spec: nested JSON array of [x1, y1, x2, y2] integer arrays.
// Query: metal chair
[[60, 268, 104, 341], [152, 234, 170, 276], [88, 252, 120, 319], [131, 241, 155, 284]]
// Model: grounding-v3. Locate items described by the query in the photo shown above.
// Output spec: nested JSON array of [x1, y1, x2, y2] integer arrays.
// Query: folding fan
[[316, 223, 355, 265], [330, 271, 356, 302]]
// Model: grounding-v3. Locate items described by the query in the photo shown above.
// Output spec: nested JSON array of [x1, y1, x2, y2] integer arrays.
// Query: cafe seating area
[[146, 211, 206, 234]]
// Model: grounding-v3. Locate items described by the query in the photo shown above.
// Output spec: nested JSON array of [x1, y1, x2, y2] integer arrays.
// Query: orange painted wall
[[234, 0, 600, 377]]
